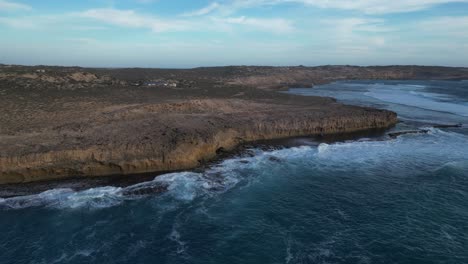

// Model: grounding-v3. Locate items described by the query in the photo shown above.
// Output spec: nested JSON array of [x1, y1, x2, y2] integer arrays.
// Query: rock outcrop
[[6, 64, 456, 184], [0, 98, 397, 184]]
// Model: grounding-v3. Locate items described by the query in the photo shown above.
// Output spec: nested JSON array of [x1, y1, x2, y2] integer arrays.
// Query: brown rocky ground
[[2, 64, 466, 184]]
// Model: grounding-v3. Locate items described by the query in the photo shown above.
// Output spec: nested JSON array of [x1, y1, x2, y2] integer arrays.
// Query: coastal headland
[[1, 65, 467, 184]]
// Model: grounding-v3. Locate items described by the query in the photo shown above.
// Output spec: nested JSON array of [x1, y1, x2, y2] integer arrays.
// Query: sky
[[0, 0, 467, 68]]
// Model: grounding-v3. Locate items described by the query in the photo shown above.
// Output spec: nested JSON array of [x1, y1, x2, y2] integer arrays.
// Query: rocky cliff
[[5, 64, 451, 184], [0, 97, 396, 184]]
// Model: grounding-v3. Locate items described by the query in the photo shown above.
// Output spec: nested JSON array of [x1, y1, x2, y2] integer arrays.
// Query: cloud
[[215, 16, 294, 33], [294, 0, 468, 14], [418, 16, 468, 38], [77, 8, 294, 34], [182, 2, 220, 16], [77, 8, 190, 32], [321, 18, 393, 34], [0, 16, 36, 28], [135, 0, 158, 3], [216, 0, 468, 14], [64, 37, 99, 45], [0, 7, 295, 34], [0, 14, 113, 31], [0, 0, 31, 11], [316, 17, 391, 56], [180, 1, 295, 33]]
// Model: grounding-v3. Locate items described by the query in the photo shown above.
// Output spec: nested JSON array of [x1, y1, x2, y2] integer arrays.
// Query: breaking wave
[[365, 86, 468, 117], [289, 80, 468, 124], [2, 128, 467, 211]]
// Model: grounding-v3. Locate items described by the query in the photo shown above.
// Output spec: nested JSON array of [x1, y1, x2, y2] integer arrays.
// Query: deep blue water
[[1, 80, 468, 264]]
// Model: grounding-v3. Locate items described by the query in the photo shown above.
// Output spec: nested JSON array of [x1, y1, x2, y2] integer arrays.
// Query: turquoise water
[[1, 80, 468, 264]]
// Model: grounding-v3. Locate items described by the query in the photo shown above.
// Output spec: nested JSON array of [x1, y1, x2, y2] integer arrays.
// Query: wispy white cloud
[[78, 8, 295, 33], [64, 37, 100, 45], [321, 18, 393, 33], [316, 17, 391, 55], [0, 14, 113, 31], [0, 7, 294, 34], [77, 8, 191, 32], [135, 0, 158, 3], [214, 16, 294, 33], [417, 16, 468, 38], [182, 2, 220, 16], [206, 0, 468, 14], [0, 16, 36, 28], [294, 0, 468, 14], [0, 0, 31, 11]]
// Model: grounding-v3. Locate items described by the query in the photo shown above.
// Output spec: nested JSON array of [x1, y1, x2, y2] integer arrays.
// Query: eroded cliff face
[[1, 64, 426, 184], [0, 99, 397, 184]]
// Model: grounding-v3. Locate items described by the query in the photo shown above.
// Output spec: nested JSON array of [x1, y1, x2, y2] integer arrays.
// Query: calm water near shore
[[1, 80, 468, 264]]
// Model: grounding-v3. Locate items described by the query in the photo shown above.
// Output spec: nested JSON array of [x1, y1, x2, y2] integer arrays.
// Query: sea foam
[[1, 128, 467, 211], [365, 86, 468, 117]]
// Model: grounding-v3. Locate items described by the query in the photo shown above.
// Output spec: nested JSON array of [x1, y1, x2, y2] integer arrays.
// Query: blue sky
[[0, 0, 467, 67]]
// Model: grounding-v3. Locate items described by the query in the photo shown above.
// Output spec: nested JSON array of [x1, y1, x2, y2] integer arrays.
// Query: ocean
[[1, 80, 467, 264]]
